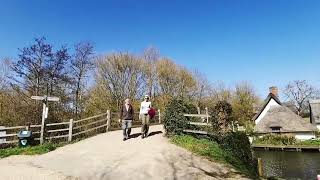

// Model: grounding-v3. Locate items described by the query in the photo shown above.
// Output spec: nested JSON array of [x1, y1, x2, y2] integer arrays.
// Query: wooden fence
[[183, 109, 240, 134], [183, 111, 212, 135], [0, 110, 161, 146]]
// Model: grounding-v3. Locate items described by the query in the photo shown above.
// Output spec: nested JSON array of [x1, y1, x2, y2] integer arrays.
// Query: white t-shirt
[[140, 101, 151, 114]]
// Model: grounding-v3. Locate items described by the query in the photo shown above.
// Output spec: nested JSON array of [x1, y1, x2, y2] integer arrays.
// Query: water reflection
[[254, 150, 320, 179]]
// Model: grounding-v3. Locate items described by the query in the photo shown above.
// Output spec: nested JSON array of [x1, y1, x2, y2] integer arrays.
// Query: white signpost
[[31, 95, 60, 144]]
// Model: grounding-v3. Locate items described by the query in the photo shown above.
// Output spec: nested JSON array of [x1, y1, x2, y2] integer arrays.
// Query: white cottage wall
[[295, 133, 315, 140]]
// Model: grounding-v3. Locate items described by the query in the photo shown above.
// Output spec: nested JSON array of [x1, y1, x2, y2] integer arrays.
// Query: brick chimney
[[269, 86, 278, 97]]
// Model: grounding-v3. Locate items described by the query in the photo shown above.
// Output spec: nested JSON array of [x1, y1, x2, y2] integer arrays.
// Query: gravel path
[[0, 125, 249, 180]]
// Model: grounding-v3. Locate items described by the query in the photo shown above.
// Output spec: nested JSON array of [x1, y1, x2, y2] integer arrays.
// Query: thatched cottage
[[309, 99, 320, 130], [253, 87, 316, 140]]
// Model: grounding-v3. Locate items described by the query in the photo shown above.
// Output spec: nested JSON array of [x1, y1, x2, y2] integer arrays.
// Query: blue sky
[[0, 0, 320, 97]]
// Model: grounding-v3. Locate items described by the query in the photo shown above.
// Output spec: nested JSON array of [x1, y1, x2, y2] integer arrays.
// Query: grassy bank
[[0, 143, 64, 159], [170, 135, 255, 177]]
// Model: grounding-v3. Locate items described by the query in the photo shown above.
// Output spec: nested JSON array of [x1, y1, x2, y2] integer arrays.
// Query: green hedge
[[253, 134, 296, 145]]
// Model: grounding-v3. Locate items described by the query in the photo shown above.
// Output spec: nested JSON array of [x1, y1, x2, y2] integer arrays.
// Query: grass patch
[[0, 143, 64, 159], [170, 135, 254, 177]]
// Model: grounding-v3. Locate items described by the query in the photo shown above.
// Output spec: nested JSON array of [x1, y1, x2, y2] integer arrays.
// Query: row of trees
[[0, 37, 319, 127]]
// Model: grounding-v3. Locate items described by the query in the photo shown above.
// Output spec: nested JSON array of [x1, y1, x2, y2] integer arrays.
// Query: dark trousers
[[122, 120, 132, 138]]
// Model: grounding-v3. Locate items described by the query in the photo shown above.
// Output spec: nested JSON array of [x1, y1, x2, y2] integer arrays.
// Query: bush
[[209, 100, 233, 135], [253, 134, 297, 145], [219, 131, 257, 176], [163, 98, 196, 135]]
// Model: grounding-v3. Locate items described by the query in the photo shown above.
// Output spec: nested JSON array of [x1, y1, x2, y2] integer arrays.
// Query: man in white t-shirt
[[140, 95, 151, 139]]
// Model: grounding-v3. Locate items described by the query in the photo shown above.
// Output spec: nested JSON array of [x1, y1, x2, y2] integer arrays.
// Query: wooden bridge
[[0, 110, 161, 146]]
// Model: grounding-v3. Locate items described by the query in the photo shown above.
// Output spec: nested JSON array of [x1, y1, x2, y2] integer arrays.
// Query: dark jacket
[[119, 104, 134, 120]]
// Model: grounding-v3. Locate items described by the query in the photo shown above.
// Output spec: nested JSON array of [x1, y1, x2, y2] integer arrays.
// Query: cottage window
[[270, 126, 281, 133]]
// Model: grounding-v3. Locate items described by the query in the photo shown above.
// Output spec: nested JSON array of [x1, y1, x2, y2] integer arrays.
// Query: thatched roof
[[254, 106, 317, 133], [252, 93, 282, 121], [310, 100, 320, 124]]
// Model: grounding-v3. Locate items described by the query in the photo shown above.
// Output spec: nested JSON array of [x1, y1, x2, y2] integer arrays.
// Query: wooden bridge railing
[[0, 109, 162, 146], [183, 107, 211, 135]]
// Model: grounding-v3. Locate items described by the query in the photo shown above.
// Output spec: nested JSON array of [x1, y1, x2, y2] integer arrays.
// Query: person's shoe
[[141, 134, 144, 139], [123, 137, 127, 141], [144, 133, 148, 138]]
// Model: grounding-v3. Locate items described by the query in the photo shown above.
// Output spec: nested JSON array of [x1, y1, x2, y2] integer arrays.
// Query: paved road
[[0, 125, 248, 180]]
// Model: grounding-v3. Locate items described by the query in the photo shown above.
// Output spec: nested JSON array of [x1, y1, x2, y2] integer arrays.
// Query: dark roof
[[254, 106, 317, 133], [310, 100, 320, 124], [252, 93, 282, 121]]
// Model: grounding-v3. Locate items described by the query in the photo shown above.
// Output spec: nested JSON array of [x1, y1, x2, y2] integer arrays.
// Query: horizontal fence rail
[[183, 108, 211, 135], [0, 109, 162, 147]]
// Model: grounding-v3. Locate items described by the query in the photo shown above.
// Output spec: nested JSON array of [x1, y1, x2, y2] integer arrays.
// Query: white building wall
[[295, 133, 315, 140], [255, 98, 281, 124]]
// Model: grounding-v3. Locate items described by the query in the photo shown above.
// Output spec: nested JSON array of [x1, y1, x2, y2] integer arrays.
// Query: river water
[[254, 150, 320, 179]]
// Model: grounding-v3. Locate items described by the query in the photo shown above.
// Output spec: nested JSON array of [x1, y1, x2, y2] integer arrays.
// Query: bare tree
[[95, 52, 147, 108], [71, 42, 94, 120], [10, 37, 72, 124], [191, 70, 211, 108], [143, 47, 160, 99], [0, 58, 10, 90], [284, 80, 318, 116]]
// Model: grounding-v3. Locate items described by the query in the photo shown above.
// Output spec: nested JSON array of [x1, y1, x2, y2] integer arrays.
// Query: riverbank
[[252, 144, 320, 152], [170, 135, 255, 178], [252, 134, 320, 152]]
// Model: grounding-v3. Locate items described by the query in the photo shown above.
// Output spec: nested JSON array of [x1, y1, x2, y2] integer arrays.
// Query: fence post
[[158, 109, 161, 123], [0, 126, 5, 144], [106, 110, 111, 132], [205, 107, 209, 123], [258, 158, 263, 177], [68, 119, 73, 142]]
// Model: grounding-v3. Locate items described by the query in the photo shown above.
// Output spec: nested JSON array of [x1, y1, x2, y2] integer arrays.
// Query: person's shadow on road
[[129, 131, 163, 139]]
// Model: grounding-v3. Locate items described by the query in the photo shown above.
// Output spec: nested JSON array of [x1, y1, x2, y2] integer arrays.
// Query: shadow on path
[[129, 131, 163, 139], [148, 131, 163, 137]]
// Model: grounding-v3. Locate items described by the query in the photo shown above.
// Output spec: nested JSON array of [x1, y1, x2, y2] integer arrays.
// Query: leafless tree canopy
[[0, 58, 10, 90], [71, 42, 95, 120], [95, 52, 147, 108], [284, 80, 318, 115]]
